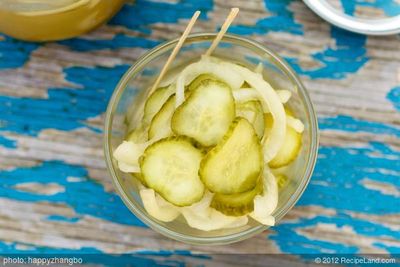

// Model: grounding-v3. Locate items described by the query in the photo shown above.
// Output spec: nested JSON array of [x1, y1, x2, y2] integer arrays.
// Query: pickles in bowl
[[104, 33, 318, 244]]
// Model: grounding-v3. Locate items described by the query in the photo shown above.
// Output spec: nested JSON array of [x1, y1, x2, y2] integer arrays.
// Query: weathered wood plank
[[0, 0, 399, 263]]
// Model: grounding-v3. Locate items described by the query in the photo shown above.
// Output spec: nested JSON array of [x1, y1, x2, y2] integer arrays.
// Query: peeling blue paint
[[373, 243, 400, 255], [318, 115, 400, 137], [272, 142, 400, 254], [301, 142, 400, 214], [0, 64, 129, 137], [387, 86, 400, 111], [286, 27, 368, 79], [229, 0, 303, 35], [110, 0, 213, 33], [230, 3, 368, 80], [46, 215, 80, 223], [59, 34, 161, 52], [0, 161, 146, 227], [0, 34, 39, 69], [0, 135, 16, 148]]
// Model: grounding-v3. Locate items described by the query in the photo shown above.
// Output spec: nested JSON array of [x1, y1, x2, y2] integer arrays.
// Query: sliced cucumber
[[268, 126, 302, 168], [200, 117, 263, 194], [211, 178, 263, 216], [140, 188, 180, 222], [143, 85, 175, 124], [140, 137, 205, 206], [148, 95, 175, 140], [186, 74, 217, 92], [221, 62, 287, 162], [172, 80, 235, 147], [236, 100, 265, 139]]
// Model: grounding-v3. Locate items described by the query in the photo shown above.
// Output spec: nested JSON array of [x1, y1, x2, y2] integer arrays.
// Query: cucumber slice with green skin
[[211, 178, 263, 216], [140, 137, 205, 206], [221, 62, 287, 162], [236, 100, 265, 139], [143, 85, 175, 124], [200, 117, 263, 194], [172, 80, 235, 147], [148, 95, 175, 140], [186, 74, 217, 92], [268, 126, 302, 168]]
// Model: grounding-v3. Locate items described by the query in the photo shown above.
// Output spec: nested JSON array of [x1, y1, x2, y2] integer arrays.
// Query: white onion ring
[[140, 188, 180, 222], [250, 168, 278, 226], [287, 115, 305, 133], [276, 90, 291, 104]]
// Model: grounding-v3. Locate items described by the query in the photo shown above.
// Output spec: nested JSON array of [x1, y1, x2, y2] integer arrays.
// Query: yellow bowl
[[0, 0, 126, 41]]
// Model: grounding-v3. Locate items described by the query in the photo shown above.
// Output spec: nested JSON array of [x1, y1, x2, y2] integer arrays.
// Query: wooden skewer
[[205, 8, 239, 56], [150, 11, 201, 93]]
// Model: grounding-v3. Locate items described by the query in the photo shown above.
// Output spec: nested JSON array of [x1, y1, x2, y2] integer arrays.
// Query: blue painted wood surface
[[0, 0, 399, 266]]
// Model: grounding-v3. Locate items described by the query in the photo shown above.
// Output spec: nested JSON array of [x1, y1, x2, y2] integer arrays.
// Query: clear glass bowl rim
[[104, 33, 319, 245]]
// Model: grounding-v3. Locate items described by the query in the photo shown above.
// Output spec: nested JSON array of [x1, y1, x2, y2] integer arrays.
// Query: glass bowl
[[104, 33, 319, 245]]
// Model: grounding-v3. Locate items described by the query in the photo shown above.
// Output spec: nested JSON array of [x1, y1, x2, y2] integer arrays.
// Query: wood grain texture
[[0, 0, 399, 265]]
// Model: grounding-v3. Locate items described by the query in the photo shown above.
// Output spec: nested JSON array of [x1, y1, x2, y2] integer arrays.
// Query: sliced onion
[[250, 168, 278, 226], [251, 214, 275, 226], [232, 88, 259, 103], [113, 139, 158, 173], [181, 191, 248, 231], [287, 115, 304, 133], [175, 58, 245, 107], [159, 73, 178, 88], [118, 162, 141, 173], [184, 190, 214, 215], [224, 216, 249, 229], [222, 62, 286, 162], [113, 141, 147, 167], [181, 207, 248, 231], [140, 188, 180, 222], [254, 62, 263, 74], [276, 90, 291, 104]]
